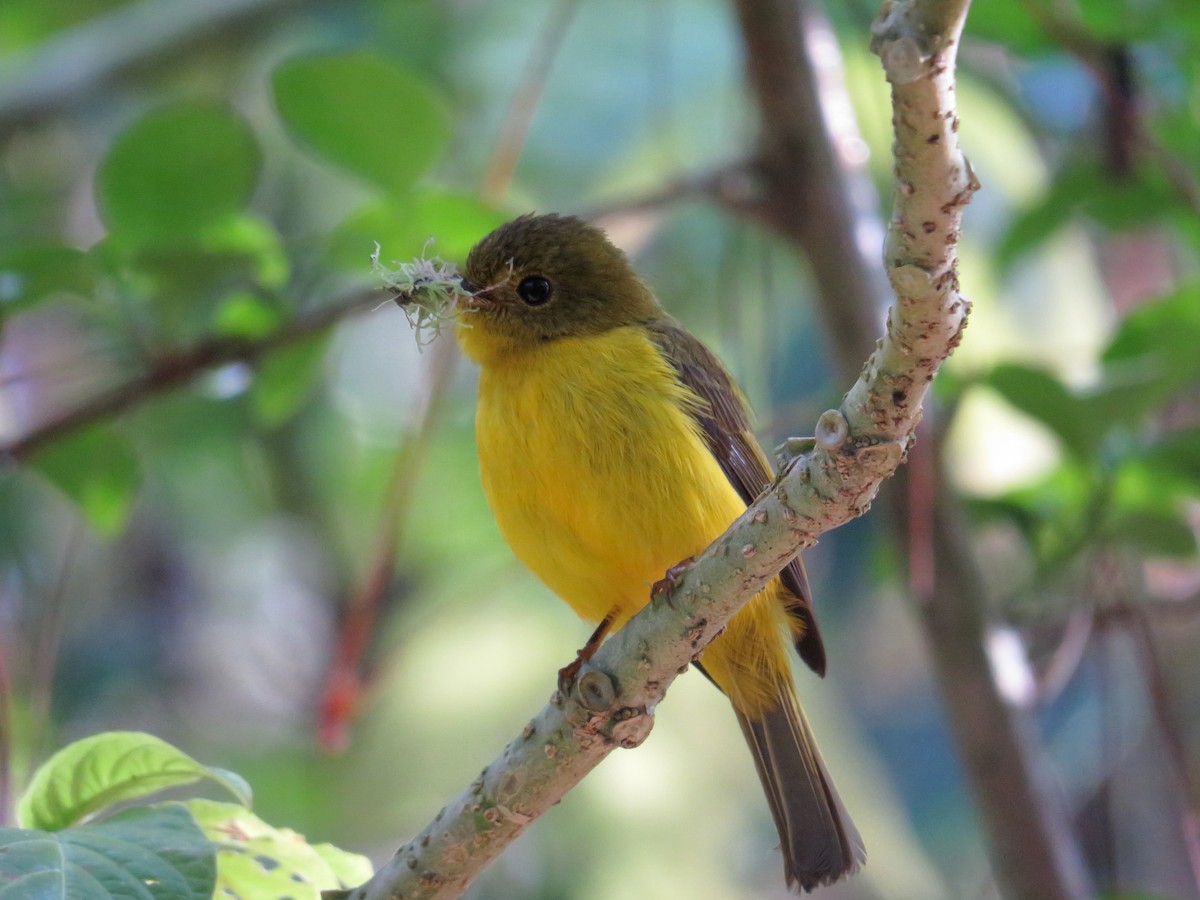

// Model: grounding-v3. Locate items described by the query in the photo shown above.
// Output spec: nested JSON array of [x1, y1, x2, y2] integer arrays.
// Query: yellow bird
[[455, 213, 862, 892]]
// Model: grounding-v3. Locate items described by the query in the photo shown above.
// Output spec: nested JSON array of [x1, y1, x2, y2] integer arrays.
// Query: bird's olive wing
[[646, 319, 827, 677]]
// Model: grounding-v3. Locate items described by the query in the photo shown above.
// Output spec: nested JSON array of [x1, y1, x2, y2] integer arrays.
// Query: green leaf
[[997, 166, 1090, 273], [272, 52, 449, 196], [969, 461, 1097, 558], [311, 842, 374, 889], [1107, 459, 1198, 557], [0, 245, 98, 314], [1085, 363, 1176, 433], [1106, 509, 1198, 558], [984, 364, 1102, 459], [327, 190, 504, 273], [128, 214, 289, 294], [214, 292, 286, 339], [327, 197, 421, 273], [983, 355, 1183, 462], [104, 214, 289, 343], [1103, 285, 1200, 372], [1076, 0, 1161, 41], [966, 495, 1042, 540], [197, 214, 289, 290], [998, 163, 1186, 272], [1142, 428, 1200, 488], [251, 338, 325, 426], [187, 799, 372, 898], [96, 104, 261, 244], [32, 426, 140, 537], [0, 804, 215, 900], [1091, 286, 1200, 429], [1010, 468, 1107, 570], [407, 191, 507, 261], [963, 2, 1053, 54], [18, 731, 252, 832]]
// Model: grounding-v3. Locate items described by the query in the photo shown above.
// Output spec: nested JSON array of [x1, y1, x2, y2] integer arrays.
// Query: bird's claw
[[651, 556, 695, 609], [557, 655, 585, 696]]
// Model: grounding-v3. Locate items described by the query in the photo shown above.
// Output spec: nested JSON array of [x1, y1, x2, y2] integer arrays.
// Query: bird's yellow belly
[[475, 327, 746, 628]]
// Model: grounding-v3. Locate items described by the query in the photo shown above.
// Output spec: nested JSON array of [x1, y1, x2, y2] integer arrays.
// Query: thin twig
[[1126, 606, 1200, 889], [1036, 608, 1095, 704], [1094, 598, 1200, 888], [582, 160, 765, 223], [316, 337, 458, 751], [1, 288, 381, 464], [28, 520, 83, 761], [0, 648, 11, 825], [479, 0, 583, 204]]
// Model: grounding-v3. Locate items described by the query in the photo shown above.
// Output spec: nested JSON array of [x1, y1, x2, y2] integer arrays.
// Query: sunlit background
[[2, 0, 1199, 898]]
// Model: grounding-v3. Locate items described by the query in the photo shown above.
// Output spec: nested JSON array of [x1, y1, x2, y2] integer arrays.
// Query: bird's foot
[[557, 654, 587, 696], [557, 611, 616, 696], [650, 556, 695, 609]]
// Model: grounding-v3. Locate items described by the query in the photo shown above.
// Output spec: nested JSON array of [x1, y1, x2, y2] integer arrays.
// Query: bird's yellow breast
[[473, 325, 747, 628]]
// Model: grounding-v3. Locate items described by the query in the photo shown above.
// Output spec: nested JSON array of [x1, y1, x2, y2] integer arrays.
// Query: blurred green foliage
[[272, 52, 449, 196], [973, 286, 1200, 569], [0, 0, 1198, 898], [97, 104, 261, 243]]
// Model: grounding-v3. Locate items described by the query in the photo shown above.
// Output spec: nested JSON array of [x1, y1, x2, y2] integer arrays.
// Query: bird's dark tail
[[735, 681, 865, 893]]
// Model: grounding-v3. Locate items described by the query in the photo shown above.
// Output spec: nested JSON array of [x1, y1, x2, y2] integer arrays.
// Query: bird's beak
[[457, 277, 495, 310]]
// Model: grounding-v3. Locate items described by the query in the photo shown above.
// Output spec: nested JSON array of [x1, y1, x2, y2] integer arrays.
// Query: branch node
[[576, 668, 617, 713], [870, 0, 947, 84], [815, 409, 850, 451], [855, 439, 906, 475], [891, 263, 934, 295], [963, 154, 981, 192], [876, 34, 928, 85], [871, 0, 964, 77], [611, 708, 654, 749]]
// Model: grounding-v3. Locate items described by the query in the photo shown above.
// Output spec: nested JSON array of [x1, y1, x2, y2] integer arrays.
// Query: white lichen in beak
[[371, 242, 473, 346]]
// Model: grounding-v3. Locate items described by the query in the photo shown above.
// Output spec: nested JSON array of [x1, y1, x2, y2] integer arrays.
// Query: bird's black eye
[[517, 275, 553, 306]]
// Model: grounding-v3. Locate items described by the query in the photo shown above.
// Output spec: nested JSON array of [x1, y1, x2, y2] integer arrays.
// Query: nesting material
[[372, 243, 471, 345]]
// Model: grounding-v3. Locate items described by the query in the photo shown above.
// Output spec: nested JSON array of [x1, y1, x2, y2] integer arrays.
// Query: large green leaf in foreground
[[188, 799, 372, 899], [18, 731, 251, 832], [0, 804, 215, 900]]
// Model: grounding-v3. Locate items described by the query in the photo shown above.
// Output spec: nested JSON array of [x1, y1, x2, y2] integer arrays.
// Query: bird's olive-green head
[[457, 214, 661, 364]]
